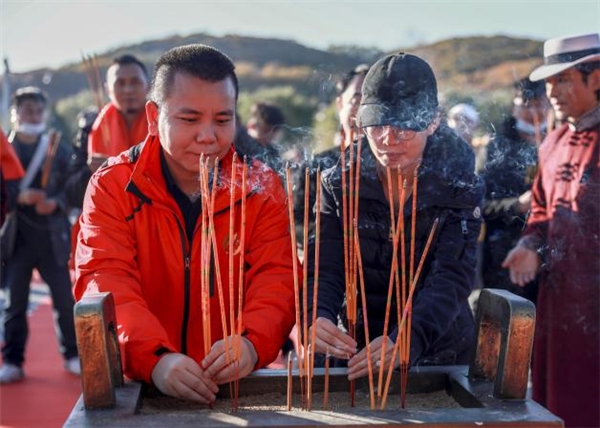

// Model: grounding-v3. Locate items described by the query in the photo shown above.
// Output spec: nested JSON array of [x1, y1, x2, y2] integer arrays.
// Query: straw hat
[[530, 33, 600, 81]]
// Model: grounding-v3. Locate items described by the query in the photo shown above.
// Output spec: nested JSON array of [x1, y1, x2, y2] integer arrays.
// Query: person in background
[[87, 54, 149, 171], [244, 101, 287, 171], [480, 77, 550, 302], [0, 87, 79, 384], [502, 33, 599, 428], [306, 53, 483, 379], [74, 44, 297, 404], [65, 106, 99, 210], [315, 64, 370, 170], [446, 103, 485, 172]]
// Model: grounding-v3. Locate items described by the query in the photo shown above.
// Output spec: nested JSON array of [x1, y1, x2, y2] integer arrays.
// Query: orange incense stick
[[355, 232, 375, 410], [199, 156, 211, 357], [287, 350, 293, 411], [227, 154, 237, 409], [234, 157, 248, 409], [401, 167, 419, 405], [340, 132, 350, 322], [207, 160, 232, 371], [284, 164, 303, 380], [302, 167, 311, 409], [309, 167, 322, 412], [377, 166, 398, 398], [323, 351, 330, 411], [380, 218, 439, 409]]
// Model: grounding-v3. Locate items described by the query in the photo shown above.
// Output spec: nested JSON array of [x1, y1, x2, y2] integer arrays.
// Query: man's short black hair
[[335, 64, 370, 95], [11, 86, 47, 108], [251, 102, 286, 128], [150, 44, 239, 104], [112, 54, 148, 78]]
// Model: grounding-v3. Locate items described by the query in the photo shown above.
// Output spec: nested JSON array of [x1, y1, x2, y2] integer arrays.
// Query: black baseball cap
[[357, 52, 438, 131]]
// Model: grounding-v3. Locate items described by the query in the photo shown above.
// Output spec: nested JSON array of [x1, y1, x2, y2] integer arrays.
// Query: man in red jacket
[[87, 54, 149, 171], [75, 44, 298, 404]]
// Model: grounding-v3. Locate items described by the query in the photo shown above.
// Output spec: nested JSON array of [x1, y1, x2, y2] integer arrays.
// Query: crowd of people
[[0, 32, 597, 428]]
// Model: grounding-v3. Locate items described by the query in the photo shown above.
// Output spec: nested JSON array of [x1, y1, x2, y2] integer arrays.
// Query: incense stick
[[355, 232, 375, 410], [287, 351, 293, 411], [309, 167, 321, 412], [235, 157, 248, 410]]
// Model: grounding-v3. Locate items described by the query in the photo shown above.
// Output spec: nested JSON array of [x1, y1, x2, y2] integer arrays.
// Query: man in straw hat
[[503, 33, 599, 428]]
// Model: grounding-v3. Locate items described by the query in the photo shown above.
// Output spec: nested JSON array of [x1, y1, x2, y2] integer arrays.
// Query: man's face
[[337, 74, 365, 143], [146, 72, 236, 179], [13, 99, 46, 126], [545, 68, 600, 122], [106, 63, 149, 114]]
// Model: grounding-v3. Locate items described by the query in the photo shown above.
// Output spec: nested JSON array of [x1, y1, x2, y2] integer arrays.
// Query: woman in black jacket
[[305, 53, 484, 380]]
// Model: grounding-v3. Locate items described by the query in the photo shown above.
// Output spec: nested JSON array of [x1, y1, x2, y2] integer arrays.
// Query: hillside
[[0, 33, 544, 142]]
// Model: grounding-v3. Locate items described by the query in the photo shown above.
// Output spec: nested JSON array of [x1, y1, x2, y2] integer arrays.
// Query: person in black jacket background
[[305, 53, 484, 380], [480, 77, 550, 303]]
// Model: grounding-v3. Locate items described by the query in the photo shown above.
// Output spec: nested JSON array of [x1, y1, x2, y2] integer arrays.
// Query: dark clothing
[[2, 133, 77, 367], [481, 117, 539, 301], [307, 125, 484, 366], [522, 112, 599, 428], [65, 110, 97, 210]]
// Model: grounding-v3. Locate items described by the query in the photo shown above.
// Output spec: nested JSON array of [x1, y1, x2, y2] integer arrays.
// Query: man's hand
[[502, 244, 540, 286], [151, 353, 219, 404], [347, 335, 397, 381], [308, 317, 357, 360], [18, 189, 46, 205], [87, 153, 108, 173], [202, 335, 258, 384], [35, 197, 57, 215]]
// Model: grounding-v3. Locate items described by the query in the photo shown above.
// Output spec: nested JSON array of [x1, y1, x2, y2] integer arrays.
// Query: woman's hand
[[347, 335, 398, 380], [308, 317, 357, 359]]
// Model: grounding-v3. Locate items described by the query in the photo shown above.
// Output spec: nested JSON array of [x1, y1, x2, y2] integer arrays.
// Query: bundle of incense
[[81, 53, 110, 151], [380, 218, 439, 409], [40, 130, 61, 189], [377, 166, 403, 399]]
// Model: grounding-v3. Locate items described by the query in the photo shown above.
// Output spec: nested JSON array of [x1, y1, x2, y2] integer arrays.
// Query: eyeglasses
[[363, 125, 417, 142]]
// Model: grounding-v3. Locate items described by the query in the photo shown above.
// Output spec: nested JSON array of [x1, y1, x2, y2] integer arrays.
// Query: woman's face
[[363, 120, 438, 172]]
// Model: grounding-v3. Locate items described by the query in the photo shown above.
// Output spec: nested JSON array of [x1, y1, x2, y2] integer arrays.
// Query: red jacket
[[0, 129, 25, 180], [75, 134, 299, 383], [88, 103, 148, 156]]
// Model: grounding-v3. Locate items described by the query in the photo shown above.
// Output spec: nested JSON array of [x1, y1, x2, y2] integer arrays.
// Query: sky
[[0, 0, 599, 73]]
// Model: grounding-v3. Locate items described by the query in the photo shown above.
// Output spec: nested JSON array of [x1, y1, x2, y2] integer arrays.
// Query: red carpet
[[0, 292, 82, 428]]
